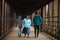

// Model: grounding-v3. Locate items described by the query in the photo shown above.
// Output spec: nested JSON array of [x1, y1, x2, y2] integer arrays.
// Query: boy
[[18, 15, 22, 37]]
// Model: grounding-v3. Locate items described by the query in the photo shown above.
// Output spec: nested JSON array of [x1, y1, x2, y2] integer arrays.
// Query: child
[[18, 15, 22, 37]]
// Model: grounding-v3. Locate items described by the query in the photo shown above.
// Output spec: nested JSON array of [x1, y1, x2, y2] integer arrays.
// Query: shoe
[[37, 35, 38, 38], [27, 36, 29, 38], [19, 36, 21, 38], [24, 35, 26, 37], [18, 35, 21, 38], [18, 34, 21, 38], [35, 36, 36, 38], [27, 35, 29, 38]]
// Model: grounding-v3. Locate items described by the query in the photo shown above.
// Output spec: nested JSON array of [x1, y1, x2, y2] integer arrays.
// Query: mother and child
[[17, 12, 42, 38]]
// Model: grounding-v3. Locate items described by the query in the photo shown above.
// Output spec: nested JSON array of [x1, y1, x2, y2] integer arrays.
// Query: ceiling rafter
[[5, 0, 53, 16]]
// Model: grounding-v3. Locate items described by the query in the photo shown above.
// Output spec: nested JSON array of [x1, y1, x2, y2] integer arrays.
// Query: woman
[[22, 15, 31, 37]]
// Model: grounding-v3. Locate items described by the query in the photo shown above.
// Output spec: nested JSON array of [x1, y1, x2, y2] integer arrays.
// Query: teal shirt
[[33, 15, 42, 25], [22, 18, 31, 28]]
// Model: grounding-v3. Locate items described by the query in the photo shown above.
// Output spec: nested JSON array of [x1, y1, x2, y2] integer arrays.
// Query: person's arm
[[33, 16, 35, 25], [22, 19, 24, 27], [29, 19, 31, 26], [17, 19, 19, 27], [39, 16, 42, 25]]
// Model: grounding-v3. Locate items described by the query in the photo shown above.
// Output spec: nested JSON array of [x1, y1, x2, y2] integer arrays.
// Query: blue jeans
[[18, 27, 22, 37]]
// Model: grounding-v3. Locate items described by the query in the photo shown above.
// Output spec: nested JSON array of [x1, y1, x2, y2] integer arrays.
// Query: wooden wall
[[0, 0, 16, 39], [42, 0, 59, 40]]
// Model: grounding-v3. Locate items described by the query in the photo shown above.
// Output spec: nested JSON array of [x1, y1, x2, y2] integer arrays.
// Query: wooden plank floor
[[2, 26, 51, 40]]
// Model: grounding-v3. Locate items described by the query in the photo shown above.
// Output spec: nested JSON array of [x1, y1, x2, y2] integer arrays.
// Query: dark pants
[[34, 25, 40, 37], [22, 27, 30, 37]]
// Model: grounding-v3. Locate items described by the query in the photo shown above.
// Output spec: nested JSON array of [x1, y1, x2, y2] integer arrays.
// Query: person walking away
[[33, 12, 42, 38]]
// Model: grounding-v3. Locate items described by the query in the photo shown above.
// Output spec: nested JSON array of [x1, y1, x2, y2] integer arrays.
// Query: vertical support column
[[42, 6, 46, 32], [5, 3, 7, 32], [58, 0, 60, 40], [2, 0, 5, 34], [53, 0, 58, 39], [49, 1, 53, 35], [0, 0, 2, 36], [41, 0, 59, 40], [45, 4, 49, 33]]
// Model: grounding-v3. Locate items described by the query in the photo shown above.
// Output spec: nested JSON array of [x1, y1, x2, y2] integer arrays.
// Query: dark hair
[[26, 14, 29, 17], [35, 12, 38, 15]]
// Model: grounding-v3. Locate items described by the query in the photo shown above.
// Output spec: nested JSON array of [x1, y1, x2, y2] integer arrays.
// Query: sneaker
[[35, 36, 36, 38], [18, 34, 21, 38], [37, 35, 38, 38], [18, 35, 21, 38]]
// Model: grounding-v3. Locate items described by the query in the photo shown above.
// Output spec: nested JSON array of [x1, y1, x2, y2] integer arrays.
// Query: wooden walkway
[[2, 27, 51, 40]]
